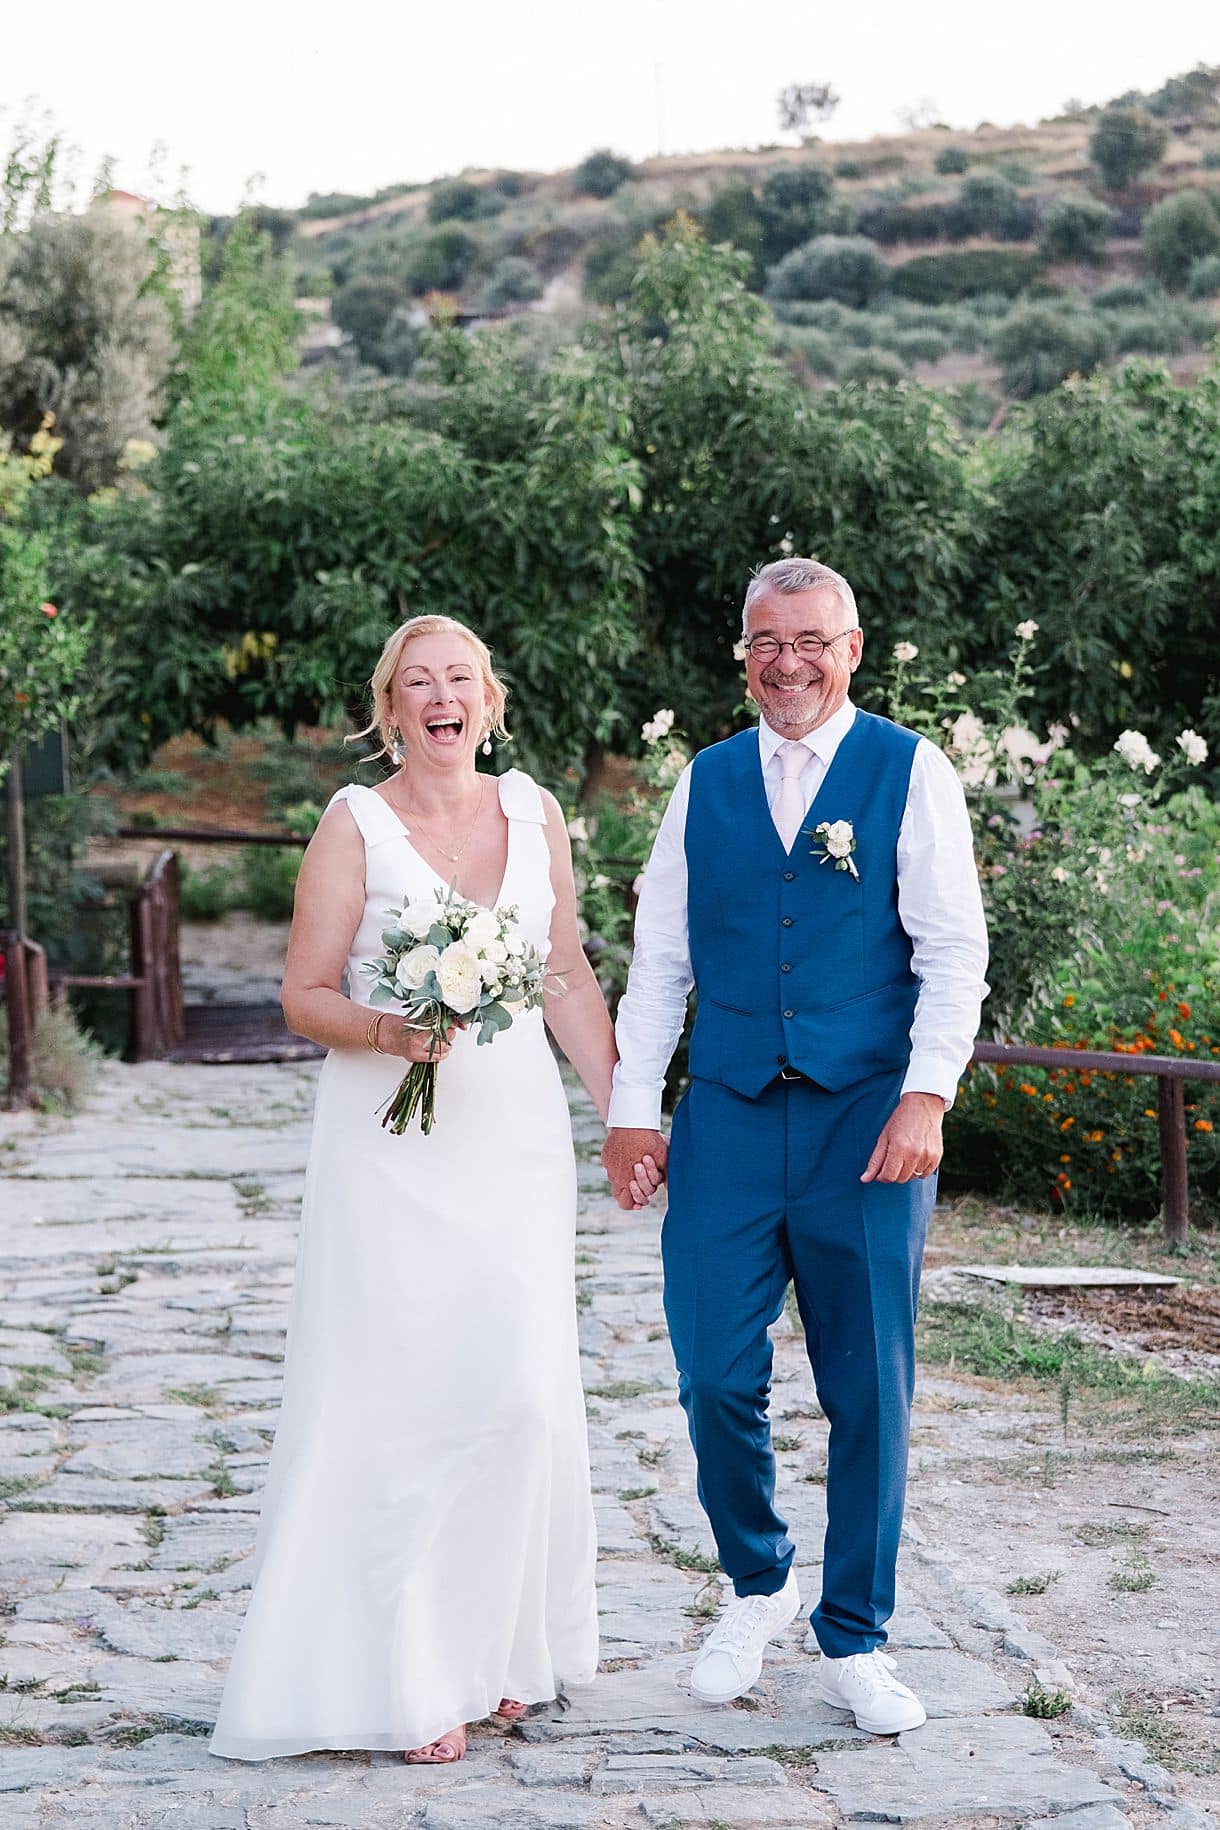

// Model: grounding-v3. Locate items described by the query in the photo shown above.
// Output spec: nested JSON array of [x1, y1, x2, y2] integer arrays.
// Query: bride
[[209, 614, 660, 1765]]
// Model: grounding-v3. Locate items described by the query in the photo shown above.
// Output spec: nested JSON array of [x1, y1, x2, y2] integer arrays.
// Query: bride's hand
[[380, 1018, 458, 1064]]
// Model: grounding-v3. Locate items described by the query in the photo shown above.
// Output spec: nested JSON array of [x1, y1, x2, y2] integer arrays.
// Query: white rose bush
[[364, 888, 551, 1135]]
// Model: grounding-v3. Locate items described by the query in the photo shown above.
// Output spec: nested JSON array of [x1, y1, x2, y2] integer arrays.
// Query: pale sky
[[4, 0, 1218, 215]]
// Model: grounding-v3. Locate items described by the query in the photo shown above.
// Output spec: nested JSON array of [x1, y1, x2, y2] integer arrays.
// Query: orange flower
[[1020, 1083, 1038, 1096], [1144, 1108, 1156, 1118], [1178, 1003, 1191, 1020], [1196, 1120, 1214, 1133], [1060, 1117, 1075, 1131], [1169, 1028, 1185, 1050], [1063, 994, 1076, 1008]]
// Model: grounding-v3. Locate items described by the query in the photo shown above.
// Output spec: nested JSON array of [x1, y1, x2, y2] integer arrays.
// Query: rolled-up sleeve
[[607, 765, 695, 1131], [897, 739, 990, 1107]]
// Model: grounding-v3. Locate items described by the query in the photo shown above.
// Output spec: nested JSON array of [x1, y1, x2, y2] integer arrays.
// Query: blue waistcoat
[[684, 711, 921, 1098]]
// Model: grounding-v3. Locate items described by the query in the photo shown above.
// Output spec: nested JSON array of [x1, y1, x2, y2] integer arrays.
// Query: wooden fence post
[[3, 930, 32, 1109], [1157, 1075, 1189, 1245]]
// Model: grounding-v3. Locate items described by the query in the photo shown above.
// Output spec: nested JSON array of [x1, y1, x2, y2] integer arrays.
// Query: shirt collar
[[758, 699, 856, 770]]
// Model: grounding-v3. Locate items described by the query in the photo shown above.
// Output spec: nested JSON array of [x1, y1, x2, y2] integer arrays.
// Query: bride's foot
[[494, 1698, 528, 1721], [405, 1725, 467, 1763]]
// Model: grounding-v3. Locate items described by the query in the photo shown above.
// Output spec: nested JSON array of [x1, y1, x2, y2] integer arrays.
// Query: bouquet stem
[[378, 1015, 451, 1136]]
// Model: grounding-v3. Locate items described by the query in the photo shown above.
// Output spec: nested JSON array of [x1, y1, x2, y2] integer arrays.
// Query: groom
[[603, 557, 987, 1736]]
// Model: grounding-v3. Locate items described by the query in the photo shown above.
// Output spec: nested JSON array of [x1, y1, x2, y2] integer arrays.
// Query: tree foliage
[[1088, 106, 1168, 191], [1141, 190, 1220, 288]]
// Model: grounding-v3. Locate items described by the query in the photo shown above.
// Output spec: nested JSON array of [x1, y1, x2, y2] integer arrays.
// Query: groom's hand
[[861, 1091, 945, 1185], [603, 1128, 668, 1210]]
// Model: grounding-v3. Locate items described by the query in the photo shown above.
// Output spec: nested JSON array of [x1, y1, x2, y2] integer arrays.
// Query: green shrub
[[890, 249, 1041, 302], [331, 276, 409, 363], [477, 256, 544, 310], [758, 164, 848, 264], [777, 325, 841, 377], [378, 308, 420, 377], [179, 862, 237, 921], [1142, 191, 1220, 287], [766, 234, 890, 307], [700, 183, 766, 284], [239, 847, 301, 921], [0, 1002, 100, 1112], [885, 326, 951, 364], [947, 173, 1035, 240], [1089, 106, 1168, 191], [836, 347, 906, 384], [934, 146, 970, 175], [1188, 252, 1220, 296], [833, 159, 864, 180], [404, 226, 482, 294], [990, 304, 1111, 396], [573, 149, 634, 198], [427, 179, 483, 224], [1108, 308, 1190, 355], [583, 238, 643, 305], [1038, 192, 1113, 264], [1092, 279, 1157, 310]]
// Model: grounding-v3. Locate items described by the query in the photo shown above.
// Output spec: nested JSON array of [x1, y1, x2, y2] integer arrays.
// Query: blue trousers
[[662, 1069, 934, 1658]]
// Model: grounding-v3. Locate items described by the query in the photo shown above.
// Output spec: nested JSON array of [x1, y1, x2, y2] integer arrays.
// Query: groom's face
[[745, 586, 863, 736]]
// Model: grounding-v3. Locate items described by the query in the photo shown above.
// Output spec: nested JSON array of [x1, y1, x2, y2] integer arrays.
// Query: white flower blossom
[[1114, 729, 1160, 775], [399, 901, 439, 941], [395, 944, 439, 991], [462, 909, 501, 952], [1015, 619, 1039, 641], [1118, 792, 1142, 808], [947, 671, 967, 687], [949, 711, 996, 787], [435, 942, 483, 1013], [566, 815, 589, 845], [732, 639, 748, 663], [1051, 866, 1068, 883], [641, 707, 676, 745], [1177, 728, 1208, 767], [822, 820, 855, 858], [893, 641, 919, 663]]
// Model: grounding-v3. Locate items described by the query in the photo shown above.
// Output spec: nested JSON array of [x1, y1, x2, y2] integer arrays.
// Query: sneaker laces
[[705, 1593, 777, 1657], [839, 1651, 902, 1695]]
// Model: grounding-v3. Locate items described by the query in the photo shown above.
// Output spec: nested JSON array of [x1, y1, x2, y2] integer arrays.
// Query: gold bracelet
[[366, 1012, 386, 1054]]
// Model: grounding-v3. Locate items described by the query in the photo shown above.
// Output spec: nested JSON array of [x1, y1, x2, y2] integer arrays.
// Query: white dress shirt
[[607, 700, 989, 1130]]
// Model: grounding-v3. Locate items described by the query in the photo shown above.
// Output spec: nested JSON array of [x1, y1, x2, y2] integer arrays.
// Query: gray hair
[[742, 558, 860, 633]]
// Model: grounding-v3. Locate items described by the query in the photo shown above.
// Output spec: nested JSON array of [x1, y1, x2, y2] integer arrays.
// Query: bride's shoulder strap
[[497, 768, 548, 826], [325, 783, 401, 847]]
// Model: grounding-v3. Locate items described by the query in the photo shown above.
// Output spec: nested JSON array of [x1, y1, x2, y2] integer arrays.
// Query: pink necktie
[[773, 741, 808, 852]]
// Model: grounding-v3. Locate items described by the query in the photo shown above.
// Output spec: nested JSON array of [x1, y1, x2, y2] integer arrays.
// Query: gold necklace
[[395, 776, 486, 864]]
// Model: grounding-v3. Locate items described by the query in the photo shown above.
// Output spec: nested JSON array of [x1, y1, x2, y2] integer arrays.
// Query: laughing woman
[[210, 615, 659, 1765]]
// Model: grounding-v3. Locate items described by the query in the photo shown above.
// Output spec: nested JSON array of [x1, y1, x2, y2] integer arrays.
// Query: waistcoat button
[[783, 871, 796, 882], [776, 1053, 787, 1065], [781, 962, 792, 973], [783, 1009, 795, 1020], [782, 917, 793, 927]]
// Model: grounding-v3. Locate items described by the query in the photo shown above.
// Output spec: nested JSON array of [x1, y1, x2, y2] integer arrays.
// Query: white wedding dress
[[210, 771, 599, 1760]]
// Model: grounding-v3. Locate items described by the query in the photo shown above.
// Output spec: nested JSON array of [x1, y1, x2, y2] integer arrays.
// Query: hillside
[[263, 73, 1220, 418]]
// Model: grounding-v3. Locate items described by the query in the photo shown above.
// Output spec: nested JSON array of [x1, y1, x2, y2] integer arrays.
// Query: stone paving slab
[[1, 1057, 1213, 1829]]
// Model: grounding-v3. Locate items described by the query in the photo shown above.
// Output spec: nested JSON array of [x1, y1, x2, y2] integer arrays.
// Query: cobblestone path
[[0, 1061, 1212, 1828]]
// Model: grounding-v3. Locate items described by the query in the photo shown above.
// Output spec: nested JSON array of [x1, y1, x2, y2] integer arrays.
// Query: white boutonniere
[[809, 818, 860, 881]]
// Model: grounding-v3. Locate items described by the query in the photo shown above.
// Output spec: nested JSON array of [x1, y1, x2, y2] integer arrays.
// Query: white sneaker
[[690, 1571, 801, 1704], [817, 1649, 927, 1734]]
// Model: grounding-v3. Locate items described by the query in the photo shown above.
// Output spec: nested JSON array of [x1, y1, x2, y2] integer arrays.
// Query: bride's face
[[389, 634, 490, 767]]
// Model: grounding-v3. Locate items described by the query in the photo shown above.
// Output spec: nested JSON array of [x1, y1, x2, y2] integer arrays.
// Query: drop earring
[[389, 727, 406, 765], [482, 734, 493, 757]]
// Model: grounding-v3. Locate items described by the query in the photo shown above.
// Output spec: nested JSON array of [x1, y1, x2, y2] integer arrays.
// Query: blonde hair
[[350, 615, 511, 762]]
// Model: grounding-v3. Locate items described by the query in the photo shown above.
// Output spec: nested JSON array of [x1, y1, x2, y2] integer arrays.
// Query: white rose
[[463, 909, 501, 952], [399, 901, 438, 940], [395, 944, 440, 991], [1051, 866, 1068, 883], [947, 671, 967, 687], [822, 819, 854, 858], [1177, 728, 1208, 767], [1015, 619, 1039, 641], [435, 942, 483, 1013], [478, 954, 505, 987], [1114, 729, 1160, 775], [893, 641, 919, 663]]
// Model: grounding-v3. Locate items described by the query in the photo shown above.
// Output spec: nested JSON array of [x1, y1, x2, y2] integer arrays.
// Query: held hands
[[861, 1091, 945, 1185], [603, 1128, 668, 1210], [381, 1017, 465, 1065]]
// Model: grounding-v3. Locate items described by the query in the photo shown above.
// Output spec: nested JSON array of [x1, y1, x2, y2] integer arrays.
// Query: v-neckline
[[750, 715, 859, 861], [364, 778, 513, 911]]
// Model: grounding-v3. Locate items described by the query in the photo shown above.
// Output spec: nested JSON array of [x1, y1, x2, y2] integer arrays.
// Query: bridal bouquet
[[363, 888, 549, 1135]]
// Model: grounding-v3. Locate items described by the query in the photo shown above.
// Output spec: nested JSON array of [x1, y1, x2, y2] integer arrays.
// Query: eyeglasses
[[742, 630, 856, 664]]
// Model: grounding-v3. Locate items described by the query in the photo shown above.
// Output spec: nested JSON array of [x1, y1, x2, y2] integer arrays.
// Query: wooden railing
[[970, 1041, 1220, 1243], [2, 851, 184, 1101]]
